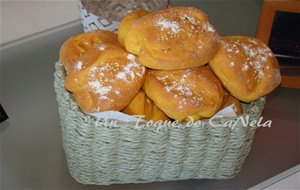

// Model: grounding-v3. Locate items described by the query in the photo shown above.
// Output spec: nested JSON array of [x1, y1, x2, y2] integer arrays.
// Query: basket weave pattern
[[54, 62, 265, 185]]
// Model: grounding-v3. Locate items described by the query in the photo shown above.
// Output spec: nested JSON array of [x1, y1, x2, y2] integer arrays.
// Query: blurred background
[[0, 0, 263, 45]]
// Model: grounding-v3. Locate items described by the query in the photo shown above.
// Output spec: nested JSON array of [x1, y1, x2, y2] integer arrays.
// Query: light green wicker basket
[[54, 61, 265, 185]]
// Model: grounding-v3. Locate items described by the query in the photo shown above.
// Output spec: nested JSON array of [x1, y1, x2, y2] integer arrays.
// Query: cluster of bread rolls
[[60, 7, 281, 122]]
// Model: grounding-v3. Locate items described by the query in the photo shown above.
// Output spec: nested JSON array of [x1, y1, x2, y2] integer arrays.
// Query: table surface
[[1, 24, 300, 190]]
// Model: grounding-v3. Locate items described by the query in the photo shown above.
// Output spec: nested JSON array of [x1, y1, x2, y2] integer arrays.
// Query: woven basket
[[54, 61, 265, 185]]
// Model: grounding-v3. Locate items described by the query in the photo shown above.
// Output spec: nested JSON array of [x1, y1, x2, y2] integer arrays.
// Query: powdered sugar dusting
[[153, 70, 206, 110], [249, 39, 258, 45], [156, 18, 180, 34], [250, 61, 264, 78], [227, 48, 233, 53], [100, 96, 109, 100], [221, 37, 275, 79], [203, 23, 215, 32], [198, 40, 203, 49], [95, 44, 107, 51], [124, 64, 136, 79], [242, 64, 249, 71], [85, 53, 144, 98], [220, 39, 240, 56], [155, 72, 193, 97], [80, 51, 145, 112], [75, 60, 83, 71], [180, 14, 198, 25], [123, 53, 145, 79], [247, 49, 256, 57], [96, 85, 111, 95], [156, 12, 216, 42], [88, 80, 102, 92], [127, 53, 136, 60], [116, 72, 126, 80], [88, 80, 112, 95], [165, 85, 192, 96]]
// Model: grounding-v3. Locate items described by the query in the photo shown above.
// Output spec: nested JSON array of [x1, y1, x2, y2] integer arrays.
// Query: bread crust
[[123, 7, 219, 70], [60, 30, 121, 74], [123, 90, 170, 121], [64, 48, 146, 113], [209, 36, 281, 102], [143, 66, 224, 121], [118, 9, 150, 47]]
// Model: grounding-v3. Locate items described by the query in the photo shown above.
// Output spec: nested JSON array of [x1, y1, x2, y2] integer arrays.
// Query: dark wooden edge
[[281, 76, 300, 89], [256, 0, 300, 89]]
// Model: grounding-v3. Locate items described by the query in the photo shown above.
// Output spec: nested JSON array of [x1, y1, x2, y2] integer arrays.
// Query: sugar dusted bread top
[[143, 66, 224, 121], [209, 36, 281, 102], [60, 30, 121, 74], [121, 7, 219, 70], [64, 48, 146, 113]]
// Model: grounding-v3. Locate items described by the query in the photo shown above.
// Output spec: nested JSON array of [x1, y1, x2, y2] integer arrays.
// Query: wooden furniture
[[256, 0, 300, 88]]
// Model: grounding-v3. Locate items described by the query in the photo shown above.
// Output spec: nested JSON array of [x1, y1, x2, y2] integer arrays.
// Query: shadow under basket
[[54, 62, 266, 185]]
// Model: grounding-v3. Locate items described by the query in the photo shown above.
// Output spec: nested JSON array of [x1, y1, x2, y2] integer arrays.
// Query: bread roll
[[220, 91, 243, 116], [122, 7, 219, 70], [209, 36, 281, 102], [64, 48, 146, 113], [118, 9, 150, 47], [60, 30, 121, 74], [143, 66, 224, 121], [123, 90, 169, 121]]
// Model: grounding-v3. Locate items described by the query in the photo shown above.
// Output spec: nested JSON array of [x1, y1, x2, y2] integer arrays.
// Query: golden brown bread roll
[[123, 90, 169, 121], [209, 36, 281, 102], [220, 91, 243, 116], [118, 9, 150, 48], [64, 48, 146, 113], [60, 30, 121, 74], [143, 67, 224, 121], [122, 7, 219, 70]]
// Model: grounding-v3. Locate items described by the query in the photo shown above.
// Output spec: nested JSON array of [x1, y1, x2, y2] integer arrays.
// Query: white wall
[[0, 0, 79, 44]]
